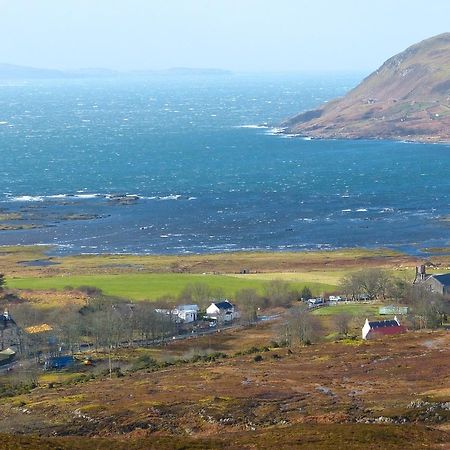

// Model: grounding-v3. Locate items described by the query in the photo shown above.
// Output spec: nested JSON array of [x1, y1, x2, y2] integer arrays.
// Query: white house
[[206, 300, 235, 322], [173, 304, 199, 323]]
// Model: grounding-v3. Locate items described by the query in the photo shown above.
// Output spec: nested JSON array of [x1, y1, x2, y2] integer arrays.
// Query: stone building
[[0, 310, 22, 352], [414, 265, 450, 296]]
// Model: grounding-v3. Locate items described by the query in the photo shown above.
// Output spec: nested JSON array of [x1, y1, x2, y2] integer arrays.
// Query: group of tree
[[339, 268, 393, 300], [9, 291, 177, 356], [339, 268, 448, 329]]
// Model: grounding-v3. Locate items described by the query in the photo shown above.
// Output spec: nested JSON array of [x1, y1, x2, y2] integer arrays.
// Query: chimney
[[414, 265, 427, 283]]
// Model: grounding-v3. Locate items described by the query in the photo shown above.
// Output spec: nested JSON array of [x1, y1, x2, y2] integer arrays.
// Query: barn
[[362, 316, 406, 340]]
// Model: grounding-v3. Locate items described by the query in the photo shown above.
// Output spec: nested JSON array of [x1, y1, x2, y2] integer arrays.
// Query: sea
[[0, 73, 449, 256]]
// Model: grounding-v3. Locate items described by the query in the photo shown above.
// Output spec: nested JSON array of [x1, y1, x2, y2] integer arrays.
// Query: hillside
[[282, 33, 450, 142]]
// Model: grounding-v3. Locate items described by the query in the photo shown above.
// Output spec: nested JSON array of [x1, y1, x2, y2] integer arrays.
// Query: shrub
[[131, 354, 158, 371], [253, 355, 263, 362]]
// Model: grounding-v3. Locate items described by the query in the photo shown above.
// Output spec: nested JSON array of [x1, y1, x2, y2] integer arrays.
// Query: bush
[[242, 346, 261, 355], [253, 355, 263, 362], [131, 354, 158, 371]]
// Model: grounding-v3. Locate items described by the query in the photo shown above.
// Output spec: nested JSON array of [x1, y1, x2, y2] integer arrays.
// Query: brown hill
[[282, 33, 450, 142]]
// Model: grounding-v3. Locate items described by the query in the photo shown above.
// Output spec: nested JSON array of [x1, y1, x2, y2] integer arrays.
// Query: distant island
[[282, 33, 450, 143], [0, 63, 232, 79]]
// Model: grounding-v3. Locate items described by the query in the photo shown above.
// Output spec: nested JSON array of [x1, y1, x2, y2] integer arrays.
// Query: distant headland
[[0, 64, 232, 79], [282, 33, 450, 143]]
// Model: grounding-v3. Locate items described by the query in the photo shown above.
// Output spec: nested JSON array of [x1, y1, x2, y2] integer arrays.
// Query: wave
[[264, 127, 286, 135], [235, 124, 269, 129], [5, 192, 195, 203], [10, 195, 44, 202], [157, 194, 181, 201]]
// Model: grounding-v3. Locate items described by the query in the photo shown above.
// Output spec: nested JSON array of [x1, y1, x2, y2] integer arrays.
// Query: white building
[[206, 300, 235, 322], [362, 316, 406, 340], [172, 304, 199, 323]]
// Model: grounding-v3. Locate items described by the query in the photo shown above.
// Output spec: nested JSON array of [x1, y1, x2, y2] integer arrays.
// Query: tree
[[179, 282, 214, 308], [333, 312, 352, 337], [300, 286, 313, 301], [264, 280, 295, 307], [235, 288, 262, 325], [406, 285, 447, 329], [339, 269, 393, 300], [283, 304, 323, 345], [0, 273, 5, 291]]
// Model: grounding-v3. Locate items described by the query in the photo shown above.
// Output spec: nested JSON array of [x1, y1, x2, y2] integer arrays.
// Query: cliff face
[[283, 33, 450, 142]]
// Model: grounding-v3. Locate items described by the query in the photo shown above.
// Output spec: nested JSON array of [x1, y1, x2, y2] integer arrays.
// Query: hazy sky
[[0, 0, 449, 72]]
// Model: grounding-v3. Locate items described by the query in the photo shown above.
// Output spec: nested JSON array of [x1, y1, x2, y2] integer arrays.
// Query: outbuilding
[[362, 316, 406, 340]]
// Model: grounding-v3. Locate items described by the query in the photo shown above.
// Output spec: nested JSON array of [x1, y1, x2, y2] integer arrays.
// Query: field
[[311, 303, 380, 316], [1, 244, 429, 304], [7, 273, 334, 301]]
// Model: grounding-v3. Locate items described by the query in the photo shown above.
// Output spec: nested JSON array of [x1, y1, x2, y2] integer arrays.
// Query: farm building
[[172, 304, 199, 323], [362, 316, 406, 340], [206, 300, 235, 322], [413, 265, 450, 296]]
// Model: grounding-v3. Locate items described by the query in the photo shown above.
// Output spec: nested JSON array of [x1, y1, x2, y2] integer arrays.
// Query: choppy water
[[0, 74, 449, 255]]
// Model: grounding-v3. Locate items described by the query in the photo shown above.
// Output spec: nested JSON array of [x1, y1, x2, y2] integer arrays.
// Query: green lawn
[[7, 273, 333, 301], [311, 303, 381, 317]]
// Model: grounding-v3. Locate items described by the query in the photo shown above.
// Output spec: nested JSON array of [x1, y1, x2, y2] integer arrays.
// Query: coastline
[[278, 128, 450, 145]]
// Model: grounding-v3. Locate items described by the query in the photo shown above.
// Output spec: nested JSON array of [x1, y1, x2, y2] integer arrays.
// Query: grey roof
[[431, 273, 450, 287], [214, 300, 234, 310], [177, 304, 199, 311], [368, 320, 400, 329]]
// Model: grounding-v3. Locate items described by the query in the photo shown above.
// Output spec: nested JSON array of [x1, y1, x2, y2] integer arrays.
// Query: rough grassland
[[0, 424, 447, 449], [0, 245, 423, 279], [0, 331, 447, 448]]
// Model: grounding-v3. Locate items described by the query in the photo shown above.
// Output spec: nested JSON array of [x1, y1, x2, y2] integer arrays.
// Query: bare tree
[[339, 269, 393, 300], [179, 282, 214, 308], [406, 285, 447, 329], [333, 312, 352, 336], [235, 288, 262, 325], [283, 304, 323, 345], [264, 280, 296, 307]]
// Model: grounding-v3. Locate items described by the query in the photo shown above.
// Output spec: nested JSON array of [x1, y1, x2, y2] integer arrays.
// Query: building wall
[[422, 277, 445, 295], [0, 323, 21, 351]]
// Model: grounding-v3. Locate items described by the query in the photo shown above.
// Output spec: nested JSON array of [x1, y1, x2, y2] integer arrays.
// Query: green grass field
[[7, 273, 334, 301], [311, 303, 380, 317]]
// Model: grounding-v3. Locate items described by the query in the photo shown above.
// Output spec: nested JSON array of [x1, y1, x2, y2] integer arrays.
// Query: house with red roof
[[362, 316, 406, 340]]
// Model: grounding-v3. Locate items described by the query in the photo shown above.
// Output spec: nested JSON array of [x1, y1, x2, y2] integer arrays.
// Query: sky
[[0, 0, 449, 73]]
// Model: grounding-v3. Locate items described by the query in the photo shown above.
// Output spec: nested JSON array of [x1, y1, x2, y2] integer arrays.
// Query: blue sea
[[0, 73, 449, 255]]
